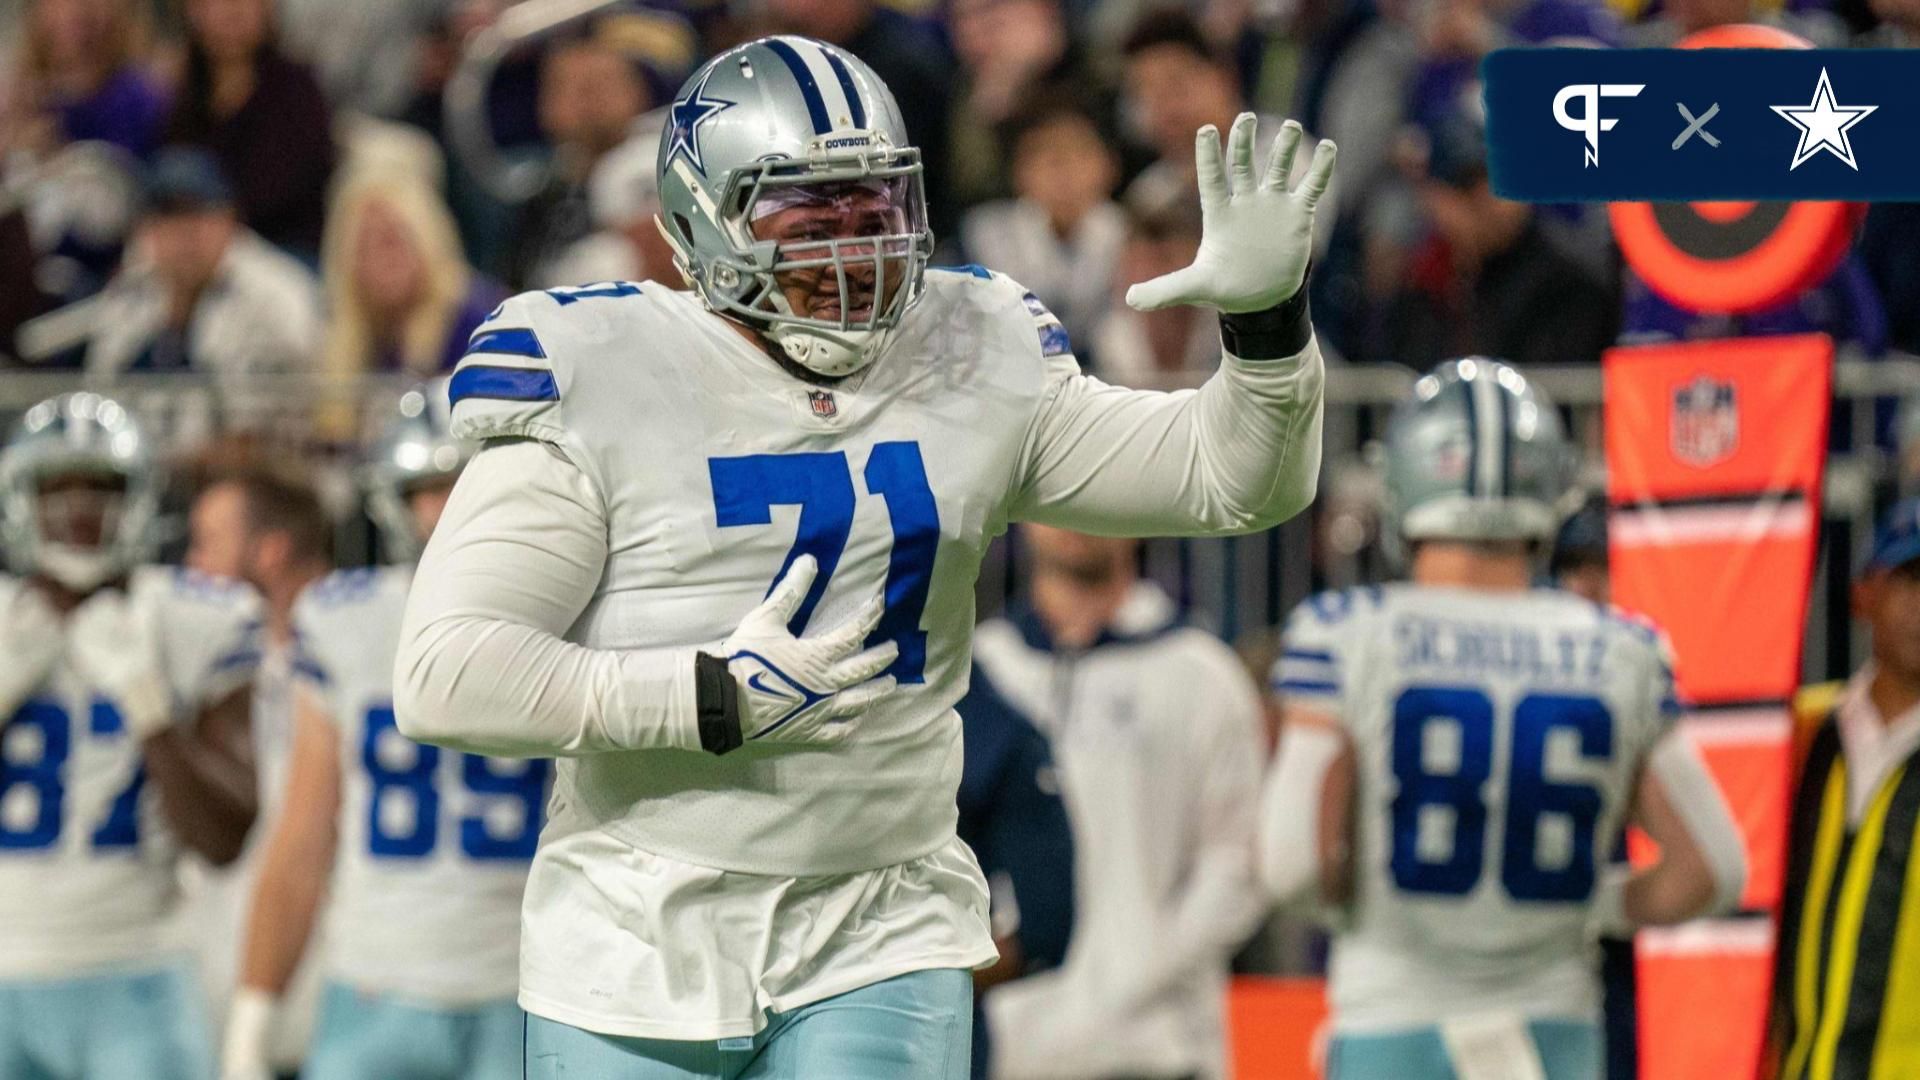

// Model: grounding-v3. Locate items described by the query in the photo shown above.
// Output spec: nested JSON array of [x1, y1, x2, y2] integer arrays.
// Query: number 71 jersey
[[294, 566, 548, 1004], [448, 272, 1072, 878], [1276, 583, 1679, 1029]]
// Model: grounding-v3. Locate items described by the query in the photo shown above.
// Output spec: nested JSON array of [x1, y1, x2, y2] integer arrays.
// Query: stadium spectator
[[1089, 184, 1215, 383], [505, 23, 651, 290], [1117, 10, 1266, 209], [317, 169, 506, 435], [1375, 81, 1619, 368], [943, 0, 1099, 212], [165, 0, 336, 259], [84, 147, 322, 429], [276, 0, 444, 120], [6, 0, 169, 159], [955, 661, 1076, 1080], [181, 465, 333, 1073], [958, 97, 1126, 352], [530, 109, 676, 289], [974, 525, 1268, 1080], [1772, 499, 1920, 1078], [763, 0, 957, 235]]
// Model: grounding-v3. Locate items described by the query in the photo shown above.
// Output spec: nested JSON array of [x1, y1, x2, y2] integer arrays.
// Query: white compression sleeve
[[393, 438, 702, 757], [1646, 728, 1748, 916], [1257, 722, 1344, 904]]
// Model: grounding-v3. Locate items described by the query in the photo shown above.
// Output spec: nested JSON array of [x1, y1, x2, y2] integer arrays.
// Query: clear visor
[[724, 157, 930, 334]]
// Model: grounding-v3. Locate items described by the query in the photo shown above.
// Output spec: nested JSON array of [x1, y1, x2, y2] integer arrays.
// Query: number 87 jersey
[[1277, 583, 1679, 1030], [295, 566, 548, 1003]]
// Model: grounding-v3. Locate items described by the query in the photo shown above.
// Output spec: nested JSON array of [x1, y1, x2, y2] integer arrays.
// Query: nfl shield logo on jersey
[[808, 390, 838, 419], [1670, 376, 1739, 467]]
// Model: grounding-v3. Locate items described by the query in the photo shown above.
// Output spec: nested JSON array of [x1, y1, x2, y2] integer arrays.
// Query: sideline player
[[0, 392, 262, 1079], [396, 34, 1335, 1079], [1258, 359, 1748, 1079], [221, 387, 546, 1080]]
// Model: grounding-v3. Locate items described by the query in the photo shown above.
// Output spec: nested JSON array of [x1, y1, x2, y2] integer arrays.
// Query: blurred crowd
[[3, 0, 1919, 454]]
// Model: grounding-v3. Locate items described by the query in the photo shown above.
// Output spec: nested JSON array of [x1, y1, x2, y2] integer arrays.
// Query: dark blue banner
[[1484, 49, 1920, 201]]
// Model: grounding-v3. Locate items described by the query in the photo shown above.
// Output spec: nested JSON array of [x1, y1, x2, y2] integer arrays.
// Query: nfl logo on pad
[[1670, 375, 1739, 468], [808, 390, 838, 419]]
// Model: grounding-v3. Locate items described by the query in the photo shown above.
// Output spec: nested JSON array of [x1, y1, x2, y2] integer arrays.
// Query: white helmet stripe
[[1470, 367, 1505, 498], [792, 39, 859, 131]]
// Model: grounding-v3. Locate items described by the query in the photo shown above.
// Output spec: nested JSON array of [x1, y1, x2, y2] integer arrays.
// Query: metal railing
[[0, 350, 1911, 677]]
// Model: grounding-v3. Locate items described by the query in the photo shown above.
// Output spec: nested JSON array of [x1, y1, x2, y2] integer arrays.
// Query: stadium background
[[2, 0, 1918, 1075]]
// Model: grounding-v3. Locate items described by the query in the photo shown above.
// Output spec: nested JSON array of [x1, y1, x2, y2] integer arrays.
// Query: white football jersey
[[0, 567, 262, 978], [1276, 584, 1678, 1030], [434, 268, 1322, 1036], [295, 565, 542, 1004], [448, 271, 1084, 879]]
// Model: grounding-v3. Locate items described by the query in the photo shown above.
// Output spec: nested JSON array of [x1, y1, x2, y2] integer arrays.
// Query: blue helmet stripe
[[763, 39, 831, 135], [822, 51, 867, 129], [451, 366, 559, 404], [1494, 374, 1513, 497], [1460, 380, 1481, 498]]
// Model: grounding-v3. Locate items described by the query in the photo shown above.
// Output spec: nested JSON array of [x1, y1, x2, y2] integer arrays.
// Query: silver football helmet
[[655, 35, 931, 378], [1383, 358, 1577, 559], [0, 392, 159, 591], [364, 381, 471, 563]]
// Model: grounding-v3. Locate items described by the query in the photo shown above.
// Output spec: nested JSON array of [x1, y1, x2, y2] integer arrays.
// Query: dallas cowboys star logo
[[664, 68, 734, 176], [1770, 67, 1877, 171]]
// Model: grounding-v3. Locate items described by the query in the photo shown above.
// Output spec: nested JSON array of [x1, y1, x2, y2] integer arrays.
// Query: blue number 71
[[708, 442, 938, 683]]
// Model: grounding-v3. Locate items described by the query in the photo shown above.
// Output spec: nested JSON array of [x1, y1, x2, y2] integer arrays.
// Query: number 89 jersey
[[1276, 583, 1678, 1030], [294, 566, 548, 1005]]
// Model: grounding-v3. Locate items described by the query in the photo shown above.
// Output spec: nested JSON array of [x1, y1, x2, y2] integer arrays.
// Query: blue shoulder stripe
[[1274, 678, 1341, 695], [467, 327, 546, 360], [451, 365, 560, 404], [764, 39, 831, 135], [933, 263, 994, 280]]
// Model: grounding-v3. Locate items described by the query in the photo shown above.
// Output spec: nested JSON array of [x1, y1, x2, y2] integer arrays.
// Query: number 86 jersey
[[294, 566, 548, 1004], [1277, 583, 1679, 1030]]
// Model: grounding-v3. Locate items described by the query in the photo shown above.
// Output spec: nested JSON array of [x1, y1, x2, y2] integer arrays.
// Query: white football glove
[[220, 988, 275, 1080], [720, 555, 900, 747], [0, 588, 65, 716], [66, 588, 174, 740], [1125, 113, 1337, 315]]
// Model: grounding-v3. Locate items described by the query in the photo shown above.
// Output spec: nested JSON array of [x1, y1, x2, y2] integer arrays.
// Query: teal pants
[[0, 964, 211, 1080], [1328, 1020, 1601, 1080], [525, 968, 973, 1079], [306, 982, 524, 1080]]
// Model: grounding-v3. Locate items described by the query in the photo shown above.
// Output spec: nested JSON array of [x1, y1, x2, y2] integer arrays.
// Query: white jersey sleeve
[[1006, 275, 1324, 537], [1272, 586, 1383, 721], [131, 566, 266, 710]]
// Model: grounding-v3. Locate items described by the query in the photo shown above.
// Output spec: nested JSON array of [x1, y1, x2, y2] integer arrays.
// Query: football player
[[221, 387, 547, 1080], [396, 35, 1334, 1078], [1257, 359, 1749, 1080], [0, 392, 262, 1079]]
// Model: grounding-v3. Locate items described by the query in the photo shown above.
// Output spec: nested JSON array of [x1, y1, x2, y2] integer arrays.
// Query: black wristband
[[694, 652, 743, 756], [1219, 274, 1313, 361]]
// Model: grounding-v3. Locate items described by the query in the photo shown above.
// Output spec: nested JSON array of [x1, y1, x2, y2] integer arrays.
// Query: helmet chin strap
[[38, 544, 121, 593], [766, 321, 881, 378]]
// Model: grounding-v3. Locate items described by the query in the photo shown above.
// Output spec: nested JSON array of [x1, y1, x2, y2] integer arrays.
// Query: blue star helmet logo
[[665, 68, 735, 176]]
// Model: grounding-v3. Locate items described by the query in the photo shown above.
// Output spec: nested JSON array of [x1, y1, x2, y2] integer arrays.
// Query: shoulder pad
[[449, 284, 651, 444], [301, 566, 388, 610], [451, 291, 565, 443], [930, 266, 1077, 364]]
